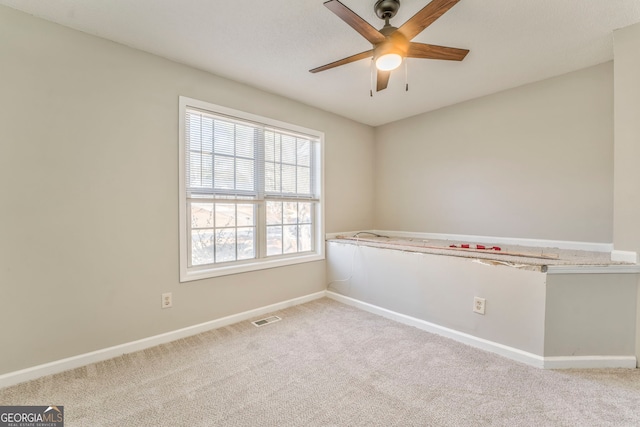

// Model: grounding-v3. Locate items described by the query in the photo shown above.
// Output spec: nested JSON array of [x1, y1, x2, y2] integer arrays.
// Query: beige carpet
[[2, 298, 640, 426]]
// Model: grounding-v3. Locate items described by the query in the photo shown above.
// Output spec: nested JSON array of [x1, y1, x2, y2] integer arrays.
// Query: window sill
[[180, 252, 325, 282]]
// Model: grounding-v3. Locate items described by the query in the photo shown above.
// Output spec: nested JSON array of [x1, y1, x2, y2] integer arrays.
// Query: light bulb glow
[[375, 53, 403, 71]]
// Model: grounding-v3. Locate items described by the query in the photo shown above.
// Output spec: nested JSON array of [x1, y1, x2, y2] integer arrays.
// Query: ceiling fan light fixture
[[375, 52, 403, 71]]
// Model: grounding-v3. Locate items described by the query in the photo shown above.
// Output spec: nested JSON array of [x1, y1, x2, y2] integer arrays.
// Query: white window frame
[[179, 96, 324, 282]]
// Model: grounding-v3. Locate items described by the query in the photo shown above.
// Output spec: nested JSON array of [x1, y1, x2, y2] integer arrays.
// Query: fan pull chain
[[370, 58, 374, 97], [405, 59, 409, 92]]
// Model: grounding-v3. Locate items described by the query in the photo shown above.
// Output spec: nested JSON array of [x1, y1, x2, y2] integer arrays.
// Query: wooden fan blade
[[398, 0, 460, 41], [377, 70, 390, 91], [324, 0, 386, 45], [407, 42, 469, 61], [309, 50, 373, 73]]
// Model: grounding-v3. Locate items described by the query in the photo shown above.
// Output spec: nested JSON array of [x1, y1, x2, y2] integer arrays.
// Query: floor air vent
[[251, 316, 282, 327]]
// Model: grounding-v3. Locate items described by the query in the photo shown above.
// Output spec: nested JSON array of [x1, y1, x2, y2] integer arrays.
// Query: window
[[179, 97, 324, 281]]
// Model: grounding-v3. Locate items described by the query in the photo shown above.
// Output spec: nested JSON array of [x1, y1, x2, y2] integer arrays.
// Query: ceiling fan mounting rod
[[374, 0, 400, 20]]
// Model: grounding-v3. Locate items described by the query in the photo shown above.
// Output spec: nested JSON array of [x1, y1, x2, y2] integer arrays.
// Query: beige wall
[[374, 63, 614, 243], [612, 22, 640, 367], [544, 274, 637, 357], [0, 6, 375, 375], [613, 23, 640, 254]]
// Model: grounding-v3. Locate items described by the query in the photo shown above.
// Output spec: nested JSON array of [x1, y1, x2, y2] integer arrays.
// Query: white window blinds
[[264, 130, 315, 199], [185, 109, 319, 201], [186, 109, 258, 199]]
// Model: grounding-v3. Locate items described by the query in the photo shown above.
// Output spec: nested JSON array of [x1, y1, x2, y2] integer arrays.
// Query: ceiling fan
[[310, 0, 469, 92]]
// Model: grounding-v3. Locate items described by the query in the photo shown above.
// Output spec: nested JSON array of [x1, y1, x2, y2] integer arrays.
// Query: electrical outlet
[[162, 292, 173, 309], [473, 297, 486, 315]]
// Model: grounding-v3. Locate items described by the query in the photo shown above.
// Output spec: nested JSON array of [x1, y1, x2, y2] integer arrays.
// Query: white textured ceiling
[[2, 0, 640, 126]]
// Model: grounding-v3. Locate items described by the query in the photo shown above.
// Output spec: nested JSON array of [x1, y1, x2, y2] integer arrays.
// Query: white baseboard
[[0, 291, 326, 389], [543, 356, 637, 369], [611, 250, 638, 264], [326, 291, 637, 370]]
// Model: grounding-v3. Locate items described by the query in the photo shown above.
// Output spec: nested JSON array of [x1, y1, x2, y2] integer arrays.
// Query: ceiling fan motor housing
[[375, 0, 400, 20], [375, 1, 407, 58]]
